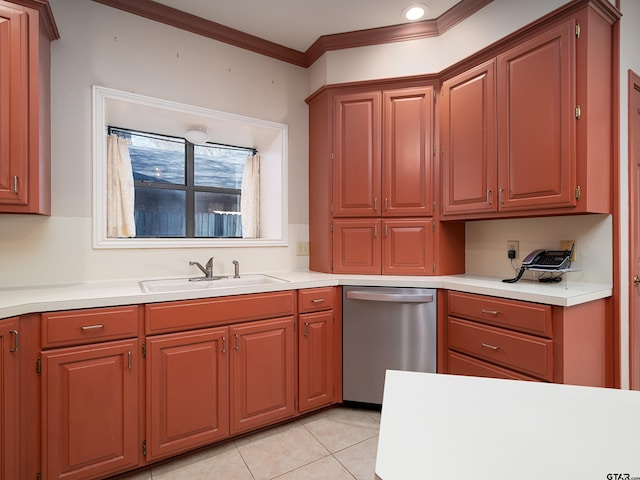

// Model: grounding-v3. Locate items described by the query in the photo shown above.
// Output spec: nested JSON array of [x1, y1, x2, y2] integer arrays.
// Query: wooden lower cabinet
[[298, 310, 334, 413], [230, 317, 295, 435], [41, 339, 140, 480], [443, 291, 610, 386], [0, 318, 19, 480], [146, 327, 229, 462]]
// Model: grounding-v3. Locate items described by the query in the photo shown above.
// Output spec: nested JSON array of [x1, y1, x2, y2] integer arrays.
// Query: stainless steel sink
[[139, 274, 288, 293]]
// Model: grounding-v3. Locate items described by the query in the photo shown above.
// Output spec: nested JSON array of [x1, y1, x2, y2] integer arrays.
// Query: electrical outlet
[[507, 240, 519, 259], [560, 240, 576, 261], [296, 241, 309, 256]]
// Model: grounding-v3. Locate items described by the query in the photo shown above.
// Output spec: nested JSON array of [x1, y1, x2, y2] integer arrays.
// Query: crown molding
[[92, 0, 492, 68], [5, 0, 60, 40]]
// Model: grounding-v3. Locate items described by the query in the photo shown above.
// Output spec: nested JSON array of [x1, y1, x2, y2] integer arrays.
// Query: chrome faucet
[[232, 260, 240, 278], [189, 257, 214, 279]]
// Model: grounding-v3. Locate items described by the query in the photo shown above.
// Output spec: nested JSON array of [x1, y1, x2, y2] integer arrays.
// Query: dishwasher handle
[[346, 290, 433, 304]]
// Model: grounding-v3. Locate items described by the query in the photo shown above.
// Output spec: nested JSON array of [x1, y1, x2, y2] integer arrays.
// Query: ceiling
[[152, 0, 462, 52]]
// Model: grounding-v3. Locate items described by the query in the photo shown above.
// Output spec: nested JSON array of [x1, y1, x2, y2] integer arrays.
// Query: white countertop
[[0, 271, 611, 319], [376, 371, 640, 480]]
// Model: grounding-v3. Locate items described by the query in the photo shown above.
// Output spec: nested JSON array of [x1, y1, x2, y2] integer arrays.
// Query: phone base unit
[[503, 247, 574, 283]]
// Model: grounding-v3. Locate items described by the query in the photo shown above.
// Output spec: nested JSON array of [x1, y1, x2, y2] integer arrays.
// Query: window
[[93, 86, 288, 249], [109, 127, 254, 238]]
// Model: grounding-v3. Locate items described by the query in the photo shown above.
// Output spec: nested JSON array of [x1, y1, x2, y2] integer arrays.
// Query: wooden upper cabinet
[[332, 218, 382, 274], [441, 60, 497, 215], [497, 20, 576, 211], [440, 4, 616, 219], [0, 5, 29, 208], [333, 91, 382, 217], [382, 86, 434, 216], [0, 2, 56, 214]]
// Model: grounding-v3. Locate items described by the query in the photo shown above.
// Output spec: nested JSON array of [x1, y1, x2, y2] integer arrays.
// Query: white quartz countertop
[[376, 371, 640, 480], [0, 271, 611, 319]]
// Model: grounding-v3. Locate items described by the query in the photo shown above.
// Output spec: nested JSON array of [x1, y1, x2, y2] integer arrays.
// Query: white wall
[[0, 0, 311, 288], [617, 0, 640, 389]]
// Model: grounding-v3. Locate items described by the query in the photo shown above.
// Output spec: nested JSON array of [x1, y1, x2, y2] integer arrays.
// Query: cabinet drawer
[[447, 351, 540, 382], [448, 318, 553, 381], [41, 306, 139, 348], [145, 290, 296, 335], [448, 291, 552, 337], [298, 288, 334, 313]]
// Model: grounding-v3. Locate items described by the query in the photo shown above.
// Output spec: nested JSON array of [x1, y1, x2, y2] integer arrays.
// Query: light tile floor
[[118, 407, 380, 480]]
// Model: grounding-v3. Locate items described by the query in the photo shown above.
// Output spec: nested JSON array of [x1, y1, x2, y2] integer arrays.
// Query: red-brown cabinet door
[[42, 340, 139, 480], [230, 317, 295, 435], [497, 19, 576, 211], [333, 91, 382, 217], [146, 327, 229, 462], [0, 5, 29, 207], [333, 218, 382, 274], [382, 219, 434, 275], [382, 86, 434, 217], [0, 319, 18, 480], [441, 60, 497, 216], [298, 311, 334, 413]]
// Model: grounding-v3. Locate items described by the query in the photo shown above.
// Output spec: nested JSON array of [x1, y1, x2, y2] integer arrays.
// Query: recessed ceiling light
[[403, 4, 429, 21]]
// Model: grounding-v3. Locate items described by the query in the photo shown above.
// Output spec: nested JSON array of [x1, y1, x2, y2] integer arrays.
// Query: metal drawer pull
[[481, 309, 500, 315], [128, 350, 132, 370], [311, 298, 325, 303], [481, 343, 500, 351], [9, 330, 18, 353], [13, 176, 18, 194], [222, 336, 226, 353], [81, 324, 105, 331], [304, 322, 310, 337]]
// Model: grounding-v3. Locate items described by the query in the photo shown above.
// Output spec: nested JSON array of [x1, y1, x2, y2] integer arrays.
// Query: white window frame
[[92, 86, 288, 249]]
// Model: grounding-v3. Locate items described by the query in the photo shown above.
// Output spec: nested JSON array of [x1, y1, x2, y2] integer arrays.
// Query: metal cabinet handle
[[304, 322, 310, 337], [499, 188, 504, 204], [374, 198, 378, 211], [384, 198, 388, 210], [486, 189, 492, 205], [481, 343, 500, 351], [234, 334, 239, 351], [222, 336, 226, 353], [128, 350, 132, 370], [634, 275, 640, 287], [13, 176, 18, 194], [384, 224, 388, 238], [481, 309, 500, 316], [9, 330, 18, 353], [311, 298, 325, 304], [374, 225, 378, 238], [81, 324, 105, 331]]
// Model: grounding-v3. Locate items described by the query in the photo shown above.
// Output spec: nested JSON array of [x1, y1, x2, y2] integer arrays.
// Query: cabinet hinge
[[36, 358, 41, 376], [331, 153, 334, 160], [37, 471, 41, 480], [331, 204, 334, 214], [142, 342, 146, 358], [575, 186, 582, 200], [575, 23, 581, 38], [575, 105, 581, 119], [432, 262, 437, 273], [432, 219, 436, 232], [142, 440, 147, 457], [331, 222, 334, 233], [294, 398, 297, 410]]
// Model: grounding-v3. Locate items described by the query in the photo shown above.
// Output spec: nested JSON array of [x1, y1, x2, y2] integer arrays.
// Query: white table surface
[[376, 371, 640, 480]]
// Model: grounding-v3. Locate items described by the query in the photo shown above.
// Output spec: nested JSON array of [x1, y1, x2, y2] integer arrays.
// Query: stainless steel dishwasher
[[342, 286, 437, 406]]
